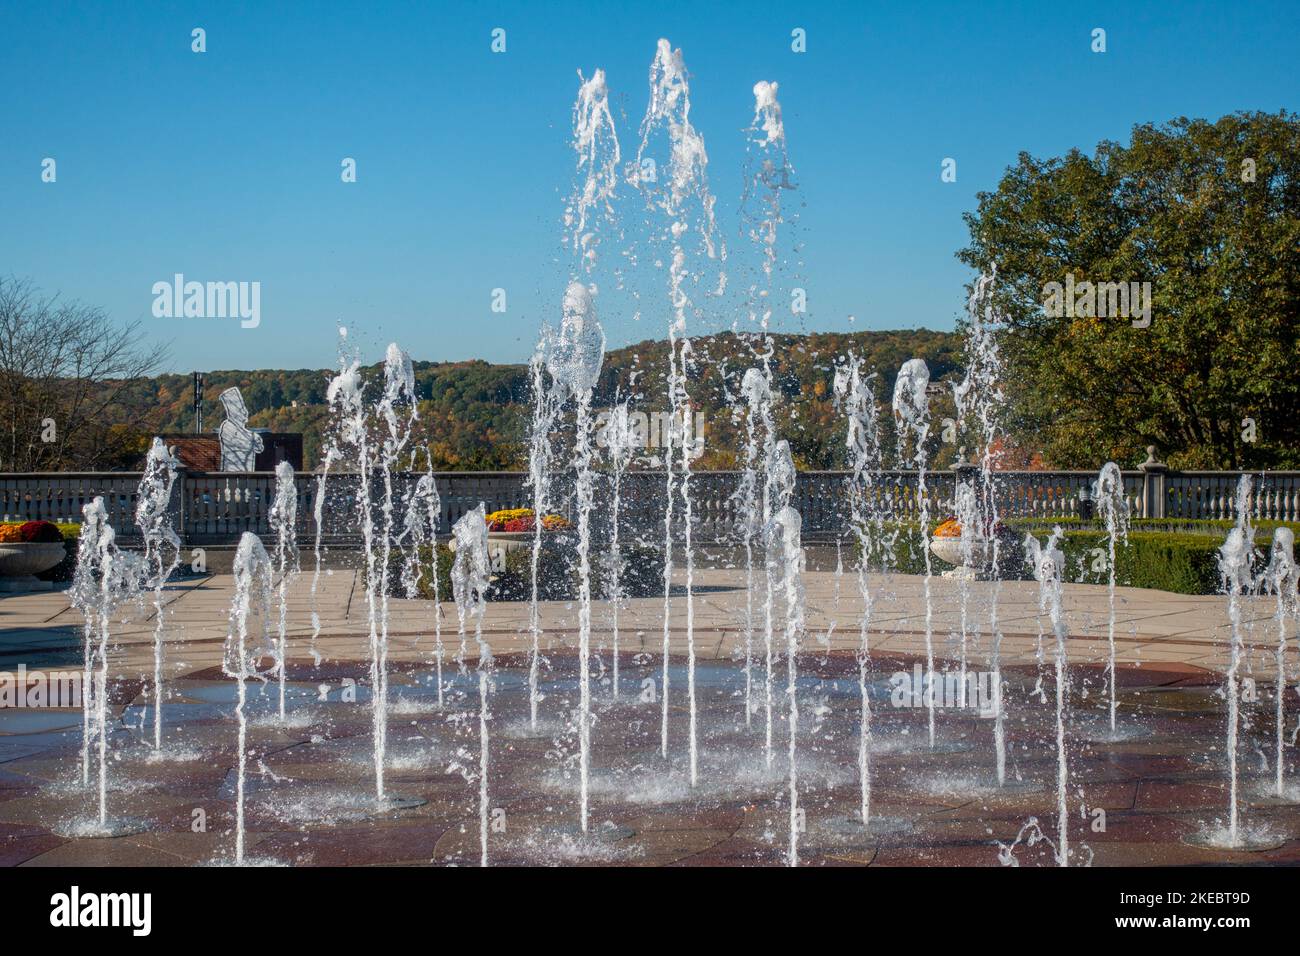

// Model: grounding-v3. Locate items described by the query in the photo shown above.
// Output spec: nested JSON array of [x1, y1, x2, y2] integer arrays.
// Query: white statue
[[218, 387, 263, 471]]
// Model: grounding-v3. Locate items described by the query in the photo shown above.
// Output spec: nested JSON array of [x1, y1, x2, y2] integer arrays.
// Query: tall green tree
[[960, 111, 1300, 469]]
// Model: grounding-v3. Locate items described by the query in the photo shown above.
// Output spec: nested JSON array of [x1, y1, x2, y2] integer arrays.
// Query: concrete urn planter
[[0, 542, 68, 592], [449, 531, 557, 575], [484, 531, 536, 574], [929, 535, 990, 580]]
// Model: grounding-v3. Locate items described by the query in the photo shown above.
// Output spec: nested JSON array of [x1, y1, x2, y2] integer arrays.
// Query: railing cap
[[1140, 446, 1167, 472]]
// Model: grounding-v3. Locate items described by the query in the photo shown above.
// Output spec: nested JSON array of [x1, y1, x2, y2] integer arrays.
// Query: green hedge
[[493, 542, 580, 601], [853, 519, 1259, 595], [387, 543, 455, 602], [1054, 531, 1223, 594], [493, 541, 665, 601], [1008, 517, 1291, 594], [1009, 516, 1300, 537]]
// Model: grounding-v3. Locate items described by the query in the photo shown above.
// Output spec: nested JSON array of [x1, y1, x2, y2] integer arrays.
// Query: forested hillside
[[95, 329, 964, 471]]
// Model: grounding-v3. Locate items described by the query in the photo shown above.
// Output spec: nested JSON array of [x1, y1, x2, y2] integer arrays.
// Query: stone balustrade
[[1, 450, 1297, 547]]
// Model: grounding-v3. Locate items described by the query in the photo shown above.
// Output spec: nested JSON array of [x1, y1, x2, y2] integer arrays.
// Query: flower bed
[[0, 521, 80, 583], [0, 520, 71, 544], [485, 508, 570, 533]]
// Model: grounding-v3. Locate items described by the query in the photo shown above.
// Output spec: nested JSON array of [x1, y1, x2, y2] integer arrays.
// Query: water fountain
[[892, 358, 936, 746], [525, 338, 561, 728], [43, 36, 1300, 872], [1221, 474, 1256, 846], [632, 39, 723, 781], [834, 354, 887, 829], [951, 478, 980, 682], [325, 344, 423, 809], [954, 270, 1009, 780], [401, 453, 444, 705], [544, 281, 606, 829], [769, 505, 805, 866], [735, 76, 795, 738], [603, 400, 636, 700], [374, 345, 418, 796], [308, 328, 358, 668], [450, 504, 492, 866], [1024, 528, 1070, 865], [71, 502, 105, 787], [1182, 474, 1281, 850], [1263, 527, 1297, 799], [135, 438, 180, 749], [68, 497, 145, 835], [224, 532, 274, 864], [267, 460, 299, 720], [1094, 461, 1130, 735], [764, 439, 797, 767], [309, 388, 344, 667], [737, 367, 775, 734]]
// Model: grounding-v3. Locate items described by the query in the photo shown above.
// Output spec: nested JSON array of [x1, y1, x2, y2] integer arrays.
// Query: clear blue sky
[[2, 0, 1295, 373]]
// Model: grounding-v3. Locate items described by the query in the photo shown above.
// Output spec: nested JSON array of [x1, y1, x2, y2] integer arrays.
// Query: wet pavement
[[2, 648, 1298, 866]]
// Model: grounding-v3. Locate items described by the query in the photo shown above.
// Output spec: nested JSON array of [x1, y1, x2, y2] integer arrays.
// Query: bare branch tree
[[0, 277, 170, 471]]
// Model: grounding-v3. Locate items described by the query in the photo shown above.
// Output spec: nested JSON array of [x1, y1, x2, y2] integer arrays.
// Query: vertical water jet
[[893, 358, 935, 746], [268, 460, 299, 720], [135, 439, 180, 749], [451, 505, 492, 866]]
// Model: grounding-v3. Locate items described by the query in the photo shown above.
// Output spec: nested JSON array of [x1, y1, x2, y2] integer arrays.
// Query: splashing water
[[525, 337, 562, 727], [566, 67, 621, 271], [325, 344, 418, 802], [373, 344, 417, 801], [1263, 527, 1297, 797], [769, 505, 805, 866], [1094, 461, 1130, 733], [69, 499, 108, 787], [764, 439, 797, 766], [633, 39, 724, 780], [1025, 527, 1070, 866], [742, 78, 794, 297], [402, 452, 444, 705], [451, 504, 492, 866], [997, 817, 1055, 867], [225, 532, 274, 864], [1219, 475, 1257, 844], [70, 497, 143, 827], [519, 62, 622, 735], [736, 75, 796, 740], [893, 358, 936, 747], [834, 354, 886, 827], [135, 438, 180, 749], [678, 336, 701, 786], [751, 80, 784, 148], [309, 442, 339, 669], [545, 281, 606, 828], [268, 460, 300, 720], [954, 271, 1009, 779], [735, 366, 774, 726], [545, 283, 606, 397], [603, 400, 636, 700], [309, 329, 352, 669], [951, 478, 980, 682], [325, 357, 375, 791]]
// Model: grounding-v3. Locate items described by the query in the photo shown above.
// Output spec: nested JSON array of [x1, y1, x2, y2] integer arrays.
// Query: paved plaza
[[1, 569, 1298, 867], [0, 566, 1288, 678]]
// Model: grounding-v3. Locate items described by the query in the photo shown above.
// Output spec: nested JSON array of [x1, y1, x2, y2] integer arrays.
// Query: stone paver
[[0, 569, 1285, 679], [4, 569, 1297, 867]]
